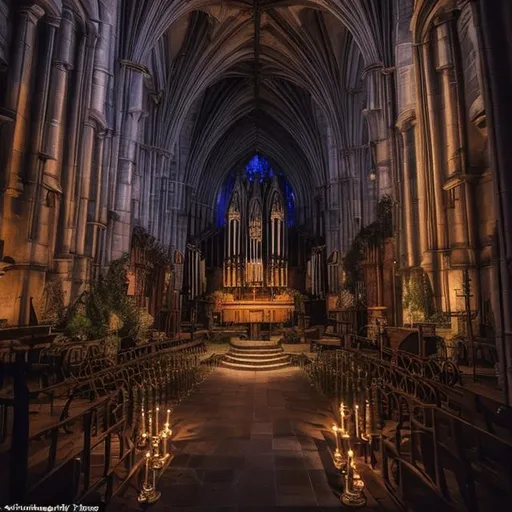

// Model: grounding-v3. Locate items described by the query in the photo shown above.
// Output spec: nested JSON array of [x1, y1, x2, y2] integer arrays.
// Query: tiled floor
[[110, 367, 390, 511]]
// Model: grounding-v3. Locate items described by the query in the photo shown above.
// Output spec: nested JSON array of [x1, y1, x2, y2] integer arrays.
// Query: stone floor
[[110, 367, 398, 512]]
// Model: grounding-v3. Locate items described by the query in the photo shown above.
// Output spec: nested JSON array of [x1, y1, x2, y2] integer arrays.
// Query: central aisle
[[113, 367, 387, 511]]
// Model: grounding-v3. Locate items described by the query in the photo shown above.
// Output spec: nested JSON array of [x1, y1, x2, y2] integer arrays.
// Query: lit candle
[[141, 409, 145, 435], [333, 424, 340, 453], [156, 407, 160, 433], [166, 409, 170, 427], [340, 403, 345, 432], [347, 449, 354, 468], [365, 399, 371, 437], [162, 431, 168, 456], [149, 412, 153, 438], [355, 405, 360, 439], [144, 452, 151, 487]]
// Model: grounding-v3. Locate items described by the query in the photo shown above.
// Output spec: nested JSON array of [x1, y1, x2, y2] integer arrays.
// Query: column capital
[[120, 59, 151, 79], [361, 63, 384, 79], [395, 109, 417, 132], [433, 8, 461, 27], [18, 5, 45, 24], [43, 14, 61, 28]]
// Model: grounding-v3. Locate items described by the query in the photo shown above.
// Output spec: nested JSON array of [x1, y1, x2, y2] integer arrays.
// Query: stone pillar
[[396, 115, 417, 268], [363, 66, 394, 198], [421, 42, 451, 311], [2, 5, 44, 198], [472, 0, 512, 403], [111, 61, 147, 261]]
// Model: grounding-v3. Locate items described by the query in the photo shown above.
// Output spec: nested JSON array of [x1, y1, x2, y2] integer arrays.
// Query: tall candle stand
[[340, 450, 366, 508], [157, 408, 173, 467], [138, 452, 161, 504], [136, 406, 149, 450], [332, 424, 345, 470]]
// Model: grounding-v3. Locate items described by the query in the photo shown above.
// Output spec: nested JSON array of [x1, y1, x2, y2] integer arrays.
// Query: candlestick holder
[[138, 452, 161, 504], [341, 457, 366, 508], [332, 424, 347, 472], [151, 434, 164, 470], [136, 431, 149, 450]]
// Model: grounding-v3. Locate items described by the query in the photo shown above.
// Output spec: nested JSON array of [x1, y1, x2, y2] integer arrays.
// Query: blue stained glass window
[[285, 181, 295, 227], [215, 154, 295, 227], [245, 154, 274, 182]]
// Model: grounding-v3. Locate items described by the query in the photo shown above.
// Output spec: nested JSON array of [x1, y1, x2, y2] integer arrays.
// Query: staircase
[[222, 339, 290, 370]]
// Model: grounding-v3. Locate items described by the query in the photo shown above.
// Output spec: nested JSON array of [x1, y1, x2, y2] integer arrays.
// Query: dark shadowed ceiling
[[120, 0, 392, 214]]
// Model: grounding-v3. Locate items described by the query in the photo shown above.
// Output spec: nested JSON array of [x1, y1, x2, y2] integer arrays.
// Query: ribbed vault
[[124, 0, 386, 228]]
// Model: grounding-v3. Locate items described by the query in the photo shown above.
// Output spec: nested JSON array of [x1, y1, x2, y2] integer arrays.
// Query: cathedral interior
[[1, 0, 512, 510]]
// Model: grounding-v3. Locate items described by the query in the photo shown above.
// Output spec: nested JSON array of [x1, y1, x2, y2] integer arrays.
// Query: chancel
[[1, 0, 512, 510]]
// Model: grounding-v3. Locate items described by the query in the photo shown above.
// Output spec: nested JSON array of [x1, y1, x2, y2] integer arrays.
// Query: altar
[[215, 294, 295, 340], [215, 294, 294, 325]]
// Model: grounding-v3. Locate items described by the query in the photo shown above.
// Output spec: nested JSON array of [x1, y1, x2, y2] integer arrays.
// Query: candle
[[166, 409, 170, 427], [141, 409, 145, 435], [162, 431, 168, 456], [365, 399, 371, 437], [355, 405, 360, 439], [149, 412, 153, 437], [144, 452, 150, 487], [333, 425, 340, 452], [156, 407, 160, 433], [340, 403, 345, 432], [348, 449, 353, 466]]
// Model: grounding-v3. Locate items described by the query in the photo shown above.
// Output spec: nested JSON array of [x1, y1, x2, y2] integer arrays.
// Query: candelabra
[[332, 424, 346, 471], [138, 452, 161, 504], [339, 397, 373, 452], [136, 407, 149, 450], [137, 407, 173, 503], [340, 450, 366, 508]]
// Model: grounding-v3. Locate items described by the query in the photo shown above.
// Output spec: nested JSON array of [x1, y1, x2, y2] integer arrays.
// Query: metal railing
[[292, 348, 512, 512], [0, 338, 220, 504]]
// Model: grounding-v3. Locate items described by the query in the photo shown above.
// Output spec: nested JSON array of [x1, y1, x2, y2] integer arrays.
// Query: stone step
[[221, 359, 290, 371], [230, 340, 281, 349], [229, 347, 284, 356], [224, 354, 290, 365]]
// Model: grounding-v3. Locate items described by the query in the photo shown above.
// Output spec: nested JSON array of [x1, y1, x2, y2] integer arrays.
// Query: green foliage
[[402, 270, 434, 326], [63, 254, 142, 340], [65, 313, 93, 340], [343, 195, 394, 291]]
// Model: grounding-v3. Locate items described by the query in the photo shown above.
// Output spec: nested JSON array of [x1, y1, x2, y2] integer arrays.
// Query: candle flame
[[167, 409, 171, 413], [333, 424, 338, 432], [355, 405, 359, 410], [145, 452, 151, 458], [348, 450, 354, 458]]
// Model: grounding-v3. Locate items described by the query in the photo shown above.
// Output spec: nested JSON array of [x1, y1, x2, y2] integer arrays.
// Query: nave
[[111, 367, 396, 512]]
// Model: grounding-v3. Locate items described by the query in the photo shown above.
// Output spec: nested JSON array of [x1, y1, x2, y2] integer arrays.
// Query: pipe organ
[[186, 244, 206, 299], [223, 173, 288, 289]]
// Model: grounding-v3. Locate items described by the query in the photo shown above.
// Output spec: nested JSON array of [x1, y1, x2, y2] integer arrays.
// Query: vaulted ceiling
[[119, 0, 392, 214]]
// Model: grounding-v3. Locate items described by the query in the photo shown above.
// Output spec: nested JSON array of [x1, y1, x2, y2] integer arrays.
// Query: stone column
[[2, 5, 44, 197], [422, 42, 451, 311], [472, 0, 512, 403], [397, 116, 417, 268], [111, 61, 147, 261], [363, 66, 394, 198]]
